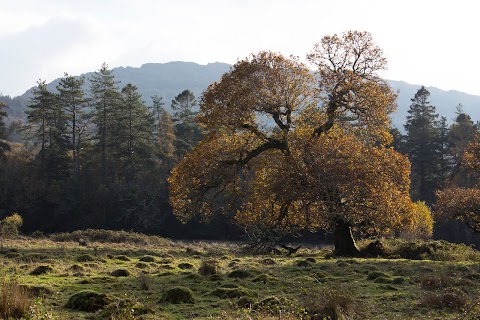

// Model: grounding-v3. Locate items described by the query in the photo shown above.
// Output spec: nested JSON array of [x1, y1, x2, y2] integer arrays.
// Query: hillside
[[3, 62, 480, 130]]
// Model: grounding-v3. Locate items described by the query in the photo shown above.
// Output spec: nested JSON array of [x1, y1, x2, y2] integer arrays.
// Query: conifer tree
[[57, 74, 88, 179], [89, 63, 121, 183], [113, 84, 155, 184], [404, 86, 440, 202], [171, 90, 202, 157], [24, 81, 69, 178]]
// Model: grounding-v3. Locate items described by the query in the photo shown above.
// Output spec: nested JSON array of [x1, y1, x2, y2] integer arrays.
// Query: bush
[[402, 201, 434, 239], [160, 286, 195, 304], [0, 213, 23, 244], [0, 279, 31, 319], [65, 290, 111, 312]]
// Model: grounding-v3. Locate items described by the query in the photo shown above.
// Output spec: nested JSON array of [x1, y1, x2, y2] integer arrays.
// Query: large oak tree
[[169, 31, 427, 255]]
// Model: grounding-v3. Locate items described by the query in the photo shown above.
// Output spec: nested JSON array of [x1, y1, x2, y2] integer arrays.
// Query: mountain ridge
[[3, 61, 480, 130]]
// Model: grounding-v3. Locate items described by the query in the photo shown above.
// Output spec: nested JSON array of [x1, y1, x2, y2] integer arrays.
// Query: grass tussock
[[0, 279, 31, 319], [199, 259, 220, 276], [300, 287, 360, 320]]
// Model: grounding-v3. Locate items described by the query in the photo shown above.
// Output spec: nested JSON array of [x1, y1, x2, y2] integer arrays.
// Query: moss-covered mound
[[210, 286, 254, 299], [228, 269, 253, 279], [65, 290, 111, 312], [30, 265, 53, 275], [111, 269, 130, 277], [160, 286, 196, 304], [139, 255, 155, 262]]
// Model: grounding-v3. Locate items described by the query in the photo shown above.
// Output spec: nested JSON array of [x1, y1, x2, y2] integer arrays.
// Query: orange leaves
[[169, 30, 417, 240], [436, 188, 480, 232]]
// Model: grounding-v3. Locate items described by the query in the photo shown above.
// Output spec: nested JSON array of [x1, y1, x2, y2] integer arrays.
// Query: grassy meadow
[[0, 230, 479, 319]]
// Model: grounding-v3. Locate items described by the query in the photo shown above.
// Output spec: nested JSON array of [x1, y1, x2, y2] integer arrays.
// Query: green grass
[[0, 234, 479, 319]]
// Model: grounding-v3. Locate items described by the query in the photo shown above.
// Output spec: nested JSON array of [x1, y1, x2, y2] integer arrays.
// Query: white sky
[[0, 0, 479, 97]]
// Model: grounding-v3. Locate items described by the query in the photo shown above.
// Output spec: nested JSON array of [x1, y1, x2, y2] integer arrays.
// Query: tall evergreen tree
[[89, 63, 121, 183], [404, 86, 440, 202], [0, 101, 10, 159], [113, 84, 155, 184], [57, 74, 88, 179], [24, 81, 69, 179], [171, 90, 202, 157], [437, 116, 450, 189]]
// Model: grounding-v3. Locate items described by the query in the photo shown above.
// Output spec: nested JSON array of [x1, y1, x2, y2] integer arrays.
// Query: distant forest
[[0, 62, 479, 247]]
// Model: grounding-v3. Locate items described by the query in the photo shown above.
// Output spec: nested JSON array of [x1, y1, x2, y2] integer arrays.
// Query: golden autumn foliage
[[436, 135, 480, 232], [169, 31, 428, 245]]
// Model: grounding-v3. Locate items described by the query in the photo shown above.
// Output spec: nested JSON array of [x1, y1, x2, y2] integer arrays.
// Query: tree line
[[393, 86, 480, 245], [0, 64, 209, 236]]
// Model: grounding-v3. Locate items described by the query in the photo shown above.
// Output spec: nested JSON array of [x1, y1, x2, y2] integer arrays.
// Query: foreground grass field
[[0, 230, 479, 319]]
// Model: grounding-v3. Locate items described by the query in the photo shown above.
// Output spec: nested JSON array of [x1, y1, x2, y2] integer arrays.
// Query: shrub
[[65, 290, 111, 312], [160, 286, 195, 304], [0, 213, 23, 249], [0, 279, 31, 319], [402, 201, 434, 239]]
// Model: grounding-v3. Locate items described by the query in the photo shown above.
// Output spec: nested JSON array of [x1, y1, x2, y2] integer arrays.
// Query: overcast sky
[[1, 0, 479, 97]]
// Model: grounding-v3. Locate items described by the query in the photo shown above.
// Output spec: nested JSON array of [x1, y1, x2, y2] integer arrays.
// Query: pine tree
[[404, 86, 440, 202], [57, 74, 88, 179], [89, 63, 121, 183], [24, 81, 69, 179], [436, 116, 450, 189], [171, 90, 202, 157], [112, 84, 155, 184]]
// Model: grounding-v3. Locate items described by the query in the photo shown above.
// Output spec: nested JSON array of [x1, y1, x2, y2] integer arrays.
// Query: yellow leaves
[[169, 30, 416, 238]]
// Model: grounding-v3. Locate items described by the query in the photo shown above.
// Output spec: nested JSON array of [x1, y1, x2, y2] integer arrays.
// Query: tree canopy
[[169, 31, 428, 255]]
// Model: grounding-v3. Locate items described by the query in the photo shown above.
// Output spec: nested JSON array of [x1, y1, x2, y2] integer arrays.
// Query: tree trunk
[[334, 219, 360, 256]]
